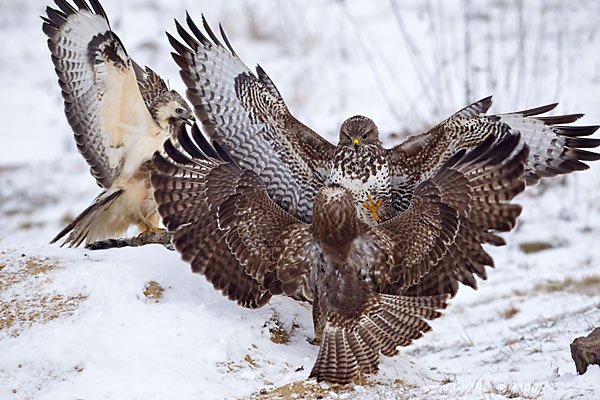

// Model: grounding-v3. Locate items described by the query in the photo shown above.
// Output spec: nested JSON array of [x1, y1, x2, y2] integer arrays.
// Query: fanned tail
[[51, 189, 124, 247], [309, 292, 449, 384]]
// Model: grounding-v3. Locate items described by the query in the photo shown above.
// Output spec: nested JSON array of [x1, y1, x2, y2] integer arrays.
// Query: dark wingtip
[[513, 102, 559, 117]]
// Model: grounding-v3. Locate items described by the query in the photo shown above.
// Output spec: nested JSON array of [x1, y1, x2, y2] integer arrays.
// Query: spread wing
[[387, 96, 599, 211], [42, 0, 158, 188], [368, 133, 527, 296], [166, 13, 335, 223], [151, 124, 321, 308]]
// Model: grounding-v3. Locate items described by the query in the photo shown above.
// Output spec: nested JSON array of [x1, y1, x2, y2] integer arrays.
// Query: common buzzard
[[43, 0, 194, 247], [166, 14, 599, 295], [151, 122, 528, 384]]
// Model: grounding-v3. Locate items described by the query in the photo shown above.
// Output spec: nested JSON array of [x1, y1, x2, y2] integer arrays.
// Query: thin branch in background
[[502, 4, 516, 107], [434, 0, 456, 114], [554, 2, 564, 102], [390, 0, 439, 115], [486, 11, 496, 96], [424, 0, 446, 113], [463, 0, 472, 104], [339, 3, 422, 125], [513, 0, 525, 107], [527, 4, 546, 105]]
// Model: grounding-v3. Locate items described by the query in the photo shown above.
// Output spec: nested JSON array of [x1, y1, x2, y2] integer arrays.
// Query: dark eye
[[175, 107, 185, 114], [343, 131, 352, 141], [362, 132, 369, 140]]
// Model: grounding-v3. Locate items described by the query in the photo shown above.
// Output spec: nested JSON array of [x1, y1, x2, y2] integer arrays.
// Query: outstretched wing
[[369, 133, 527, 296], [387, 96, 599, 211], [166, 13, 335, 223], [151, 124, 320, 308], [42, 0, 157, 188]]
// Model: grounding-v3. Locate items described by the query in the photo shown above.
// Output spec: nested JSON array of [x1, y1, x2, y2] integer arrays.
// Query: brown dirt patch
[[0, 256, 87, 337], [143, 280, 164, 302]]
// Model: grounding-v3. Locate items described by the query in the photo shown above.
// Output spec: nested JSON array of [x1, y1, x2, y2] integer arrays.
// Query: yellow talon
[[361, 193, 382, 222], [137, 212, 165, 235]]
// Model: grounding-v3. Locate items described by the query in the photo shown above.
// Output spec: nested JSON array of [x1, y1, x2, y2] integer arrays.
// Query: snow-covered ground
[[1, 0, 599, 398]]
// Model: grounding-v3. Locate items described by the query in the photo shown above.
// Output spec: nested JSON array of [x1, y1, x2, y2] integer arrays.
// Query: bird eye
[[362, 132, 369, 140], [175, 107, 185, 115]]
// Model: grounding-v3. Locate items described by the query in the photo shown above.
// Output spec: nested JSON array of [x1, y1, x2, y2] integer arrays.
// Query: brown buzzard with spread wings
[[151, 122, 527, 384], [166, 14, 598, 295]]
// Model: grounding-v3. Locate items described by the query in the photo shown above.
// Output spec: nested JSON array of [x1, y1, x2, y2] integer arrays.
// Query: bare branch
[[85, 231, 174, 251]]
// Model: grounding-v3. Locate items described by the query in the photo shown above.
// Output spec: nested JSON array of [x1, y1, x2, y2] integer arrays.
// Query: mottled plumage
[[43, 0, 193, 246], [386, 97, 600, 212], [167, 14, 334, 223], [168, 15, 598, 296], [328, 116, 393, 225], [151, 122, 527, 384]]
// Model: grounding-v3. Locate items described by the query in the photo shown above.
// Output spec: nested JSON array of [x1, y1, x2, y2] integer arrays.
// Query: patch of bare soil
[[533, 275, 600, 296], [0, 255, 87, 337], [143, 280, 165, 302]]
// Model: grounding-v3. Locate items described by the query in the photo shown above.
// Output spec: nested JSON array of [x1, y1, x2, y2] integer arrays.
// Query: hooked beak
[[183, 113, 195, 126], [353, 139, 360, 151]]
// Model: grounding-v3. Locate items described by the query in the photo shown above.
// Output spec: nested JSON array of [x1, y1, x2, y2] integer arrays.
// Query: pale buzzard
[[151, 123, 528, 384], [167, 14, 599, 295], [43, 0, 194, 247]]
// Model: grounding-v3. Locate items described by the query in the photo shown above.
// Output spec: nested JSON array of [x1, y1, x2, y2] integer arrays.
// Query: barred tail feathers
[[309, 293, 449, 384]]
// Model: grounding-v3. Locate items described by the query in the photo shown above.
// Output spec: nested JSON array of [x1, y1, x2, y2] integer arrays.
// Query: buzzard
[[166, 14, 599, 295], [151, 122, 528, 384], [43, 0, 194, 247]]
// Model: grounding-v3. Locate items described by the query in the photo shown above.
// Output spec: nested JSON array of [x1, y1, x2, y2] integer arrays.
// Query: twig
[[514, 0, 525, 107], [429, 0, 452, 114], [553, 3, 564, 101], [528, 4, 546, 105], [340, 3, 414, 124], [463, 0, 472, 104], [85, 231, 174, 251], [390, 0, 438, 112]]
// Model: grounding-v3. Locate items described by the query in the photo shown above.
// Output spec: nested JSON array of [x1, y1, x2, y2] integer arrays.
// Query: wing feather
[[43, 0, 157, 188], [167, 14, 335, 222], [396, 135, 528, 297], [151, 124, 320, 307], [132, 61, 171, 115], [387, 97, 599, 210], [370, 134, 527, 294]]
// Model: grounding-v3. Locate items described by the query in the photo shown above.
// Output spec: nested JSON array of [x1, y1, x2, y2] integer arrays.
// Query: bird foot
[[307, 337, 322, 346], [361, 193, 382, 222], [139, 226, 165, 236]]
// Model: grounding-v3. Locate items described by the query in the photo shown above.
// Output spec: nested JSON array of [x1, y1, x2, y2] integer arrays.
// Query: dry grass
[[254, 380, 332, 400], [519, 241, 554, 254], [0, 256, 87, 337], [267, 313, 299, 345], [217, 354, 267, 376], [504, 336, 525, 346], [487, 382, 544, 399], [532, 275, 600, 296], [143, 281, 164, 302], [254, 378, 418, 400], [502, 305, 520, 320]]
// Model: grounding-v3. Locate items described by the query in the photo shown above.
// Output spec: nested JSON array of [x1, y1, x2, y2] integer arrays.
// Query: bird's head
[[338, 115, 381, 153], [153, 91, 195, 133], [312, 185, 360, 262]]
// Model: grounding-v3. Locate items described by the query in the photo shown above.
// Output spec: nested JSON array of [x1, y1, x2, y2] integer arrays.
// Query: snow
[[1, 0, 599, 399]]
